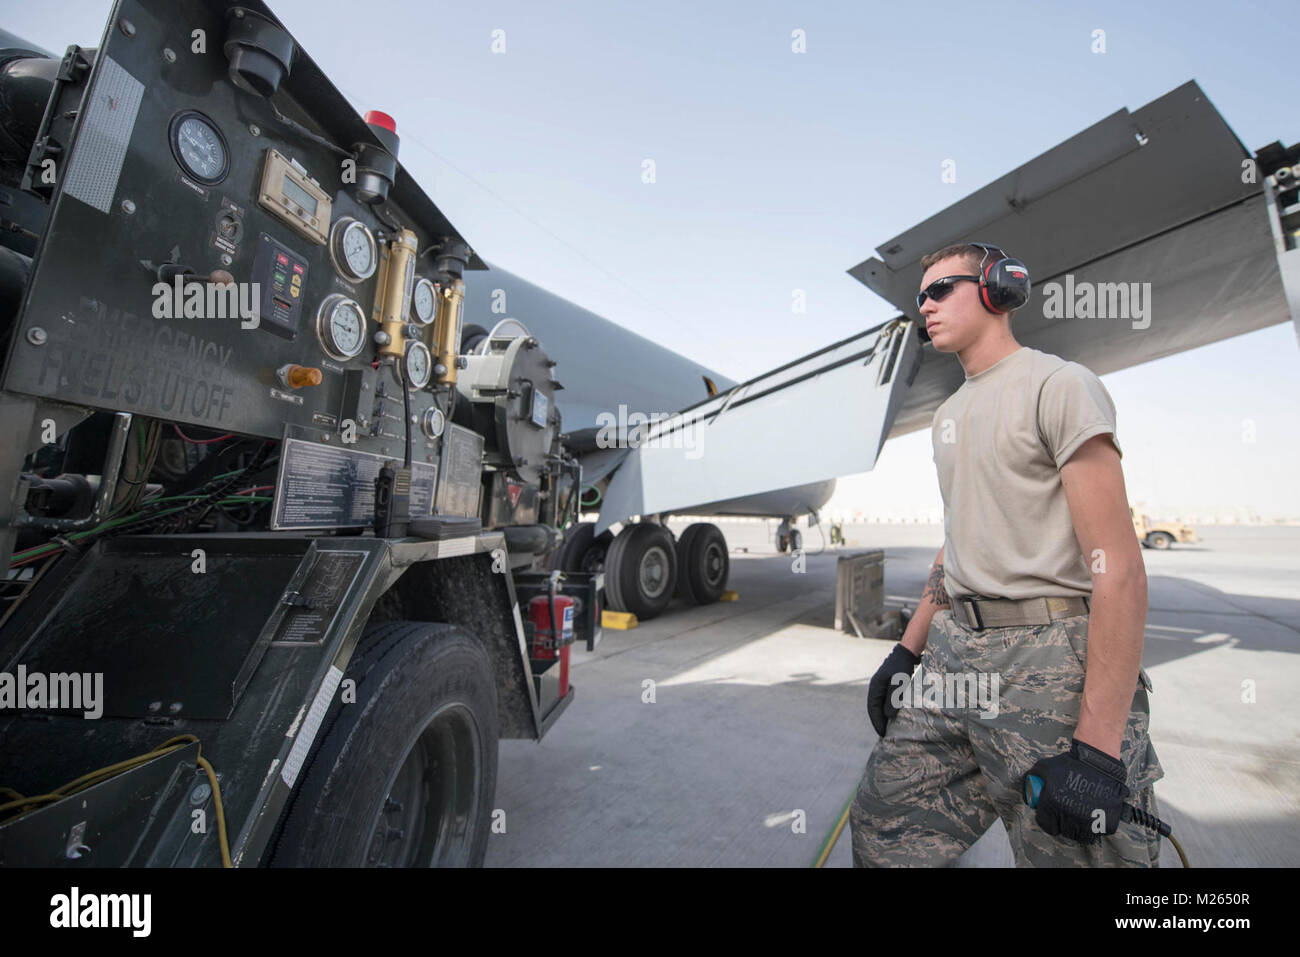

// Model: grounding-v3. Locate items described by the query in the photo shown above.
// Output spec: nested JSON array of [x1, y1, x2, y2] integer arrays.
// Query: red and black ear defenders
[[969, 241, 1031, 314], [916, 242, 1031, 342]]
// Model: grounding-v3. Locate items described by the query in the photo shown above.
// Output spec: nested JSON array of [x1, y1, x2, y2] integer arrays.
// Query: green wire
[[107, 420, 150, 518], [10, 496, 274, 565], [810, 786, 857, 868], [111, 463, 263, 516], [14, 443, 276, 567]]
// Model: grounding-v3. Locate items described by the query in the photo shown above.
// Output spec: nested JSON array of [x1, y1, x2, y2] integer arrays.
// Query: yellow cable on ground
[[195, 754, 232, 868], [0, 734, 232, 867], [812, 789, 856, 868]]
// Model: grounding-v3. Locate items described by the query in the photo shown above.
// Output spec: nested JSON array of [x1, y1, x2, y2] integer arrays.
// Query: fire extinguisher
[[528, 573, 574, 697]]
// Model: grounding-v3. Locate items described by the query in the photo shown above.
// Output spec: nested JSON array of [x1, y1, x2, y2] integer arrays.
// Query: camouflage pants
[[850, 609, 1163, 867]]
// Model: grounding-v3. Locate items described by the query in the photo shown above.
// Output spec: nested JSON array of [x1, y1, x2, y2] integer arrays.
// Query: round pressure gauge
[[329, 218, 378, 282], [412, 277, 437, 325], [422, 406, 445, 440], [169, 111, 229, 185], [316, 294, 367, 360], [403, 341, 432, 389]]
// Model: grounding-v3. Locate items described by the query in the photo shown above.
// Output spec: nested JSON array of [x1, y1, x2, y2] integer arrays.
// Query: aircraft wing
[[593, 319, 922, 534], [849, 80, 1299, 438]]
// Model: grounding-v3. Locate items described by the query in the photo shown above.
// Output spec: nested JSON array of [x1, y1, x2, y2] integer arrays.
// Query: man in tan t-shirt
[[849, 242, 1164, 867]]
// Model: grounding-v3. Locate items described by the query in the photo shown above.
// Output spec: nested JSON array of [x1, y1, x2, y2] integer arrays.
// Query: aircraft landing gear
[[776, 518, 801, 554], [603, 522, 678, 620], [675, 522, 729, 605], [556, 519, 734, 619]]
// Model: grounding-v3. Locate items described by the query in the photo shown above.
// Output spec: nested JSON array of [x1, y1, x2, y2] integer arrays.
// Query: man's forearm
[[1073, 566, 1147, 758], [900, 547, 948, 656]]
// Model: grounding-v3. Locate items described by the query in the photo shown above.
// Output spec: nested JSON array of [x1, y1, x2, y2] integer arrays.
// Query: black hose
[[402, 378, 412, 469]]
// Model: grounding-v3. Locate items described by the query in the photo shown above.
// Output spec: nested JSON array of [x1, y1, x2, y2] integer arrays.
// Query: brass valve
[[433, 278, 464, 386], [376, 228, 418, 358]]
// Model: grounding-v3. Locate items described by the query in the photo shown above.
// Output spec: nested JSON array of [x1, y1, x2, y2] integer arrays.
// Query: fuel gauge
[[412, 277, 437, 325], [403, 341, 432, 389], [316, 294, 367, 360], [329, 218, 378, 282]]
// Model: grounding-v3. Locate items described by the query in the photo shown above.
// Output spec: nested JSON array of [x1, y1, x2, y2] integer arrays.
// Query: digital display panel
[[282, 174, 319, 215]]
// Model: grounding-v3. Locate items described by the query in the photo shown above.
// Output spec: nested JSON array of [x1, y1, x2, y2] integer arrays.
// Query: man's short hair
[[919, 242, 1011, 274]]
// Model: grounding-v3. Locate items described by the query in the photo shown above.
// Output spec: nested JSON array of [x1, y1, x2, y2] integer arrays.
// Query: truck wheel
[[675, 523, 729, 605], [603, 522, 677, 620], [550, 521, 613, 574], [1146, 532, 1174, 550], [269, 621, 498, 867]]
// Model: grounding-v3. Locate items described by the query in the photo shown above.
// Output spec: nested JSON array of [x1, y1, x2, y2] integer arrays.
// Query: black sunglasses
[[916, 275, 980, 310]]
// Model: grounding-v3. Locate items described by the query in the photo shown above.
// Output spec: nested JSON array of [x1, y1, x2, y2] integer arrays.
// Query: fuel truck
[[0, 0, 600, 866]]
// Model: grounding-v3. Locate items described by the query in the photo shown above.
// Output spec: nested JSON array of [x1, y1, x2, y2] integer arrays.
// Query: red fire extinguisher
[[529, 589, 574, 698]]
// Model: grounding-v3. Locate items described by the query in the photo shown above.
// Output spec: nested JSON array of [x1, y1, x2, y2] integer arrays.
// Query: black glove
[[867, 643, 922, 738], [1026, 739, 1130, 844]]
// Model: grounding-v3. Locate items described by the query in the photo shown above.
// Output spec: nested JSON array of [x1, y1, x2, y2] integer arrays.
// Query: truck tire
[[603, 522, 677, 620], [1146, 531, 1174, 550], [550, 521, 613, 574], [269, 620, 498, 867], [675, 522, 729, 605]]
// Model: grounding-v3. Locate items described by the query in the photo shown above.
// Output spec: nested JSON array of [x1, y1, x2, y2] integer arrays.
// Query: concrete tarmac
[[485, 520, 1300, 867]]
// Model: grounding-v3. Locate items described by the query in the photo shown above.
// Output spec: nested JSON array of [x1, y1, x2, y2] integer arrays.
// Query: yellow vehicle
[[1131, 505, 1199, 549]]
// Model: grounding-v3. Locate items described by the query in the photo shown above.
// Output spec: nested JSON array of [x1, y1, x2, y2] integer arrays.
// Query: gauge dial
[[316, 294, 367, 360], [422, 406, 445, 440], [329, 218, 378, 282], [169, 111, 229, 185], [412, 277, 437, 325], [404, 341, 432, 389]]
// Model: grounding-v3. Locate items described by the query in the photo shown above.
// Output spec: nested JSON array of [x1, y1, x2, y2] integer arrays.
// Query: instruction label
[[271, 438, 436, 530]]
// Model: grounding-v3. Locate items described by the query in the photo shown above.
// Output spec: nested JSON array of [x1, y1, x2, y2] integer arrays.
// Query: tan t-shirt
[[931, 346, 1121, 600]]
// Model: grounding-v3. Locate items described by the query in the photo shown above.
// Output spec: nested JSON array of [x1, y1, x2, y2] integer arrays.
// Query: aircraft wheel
[[603, 522, 677, 620], [675, 523, 730, 605]]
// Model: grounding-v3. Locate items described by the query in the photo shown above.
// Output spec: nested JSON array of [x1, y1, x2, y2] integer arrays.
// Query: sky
[[7, 0, 1298, 520]]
